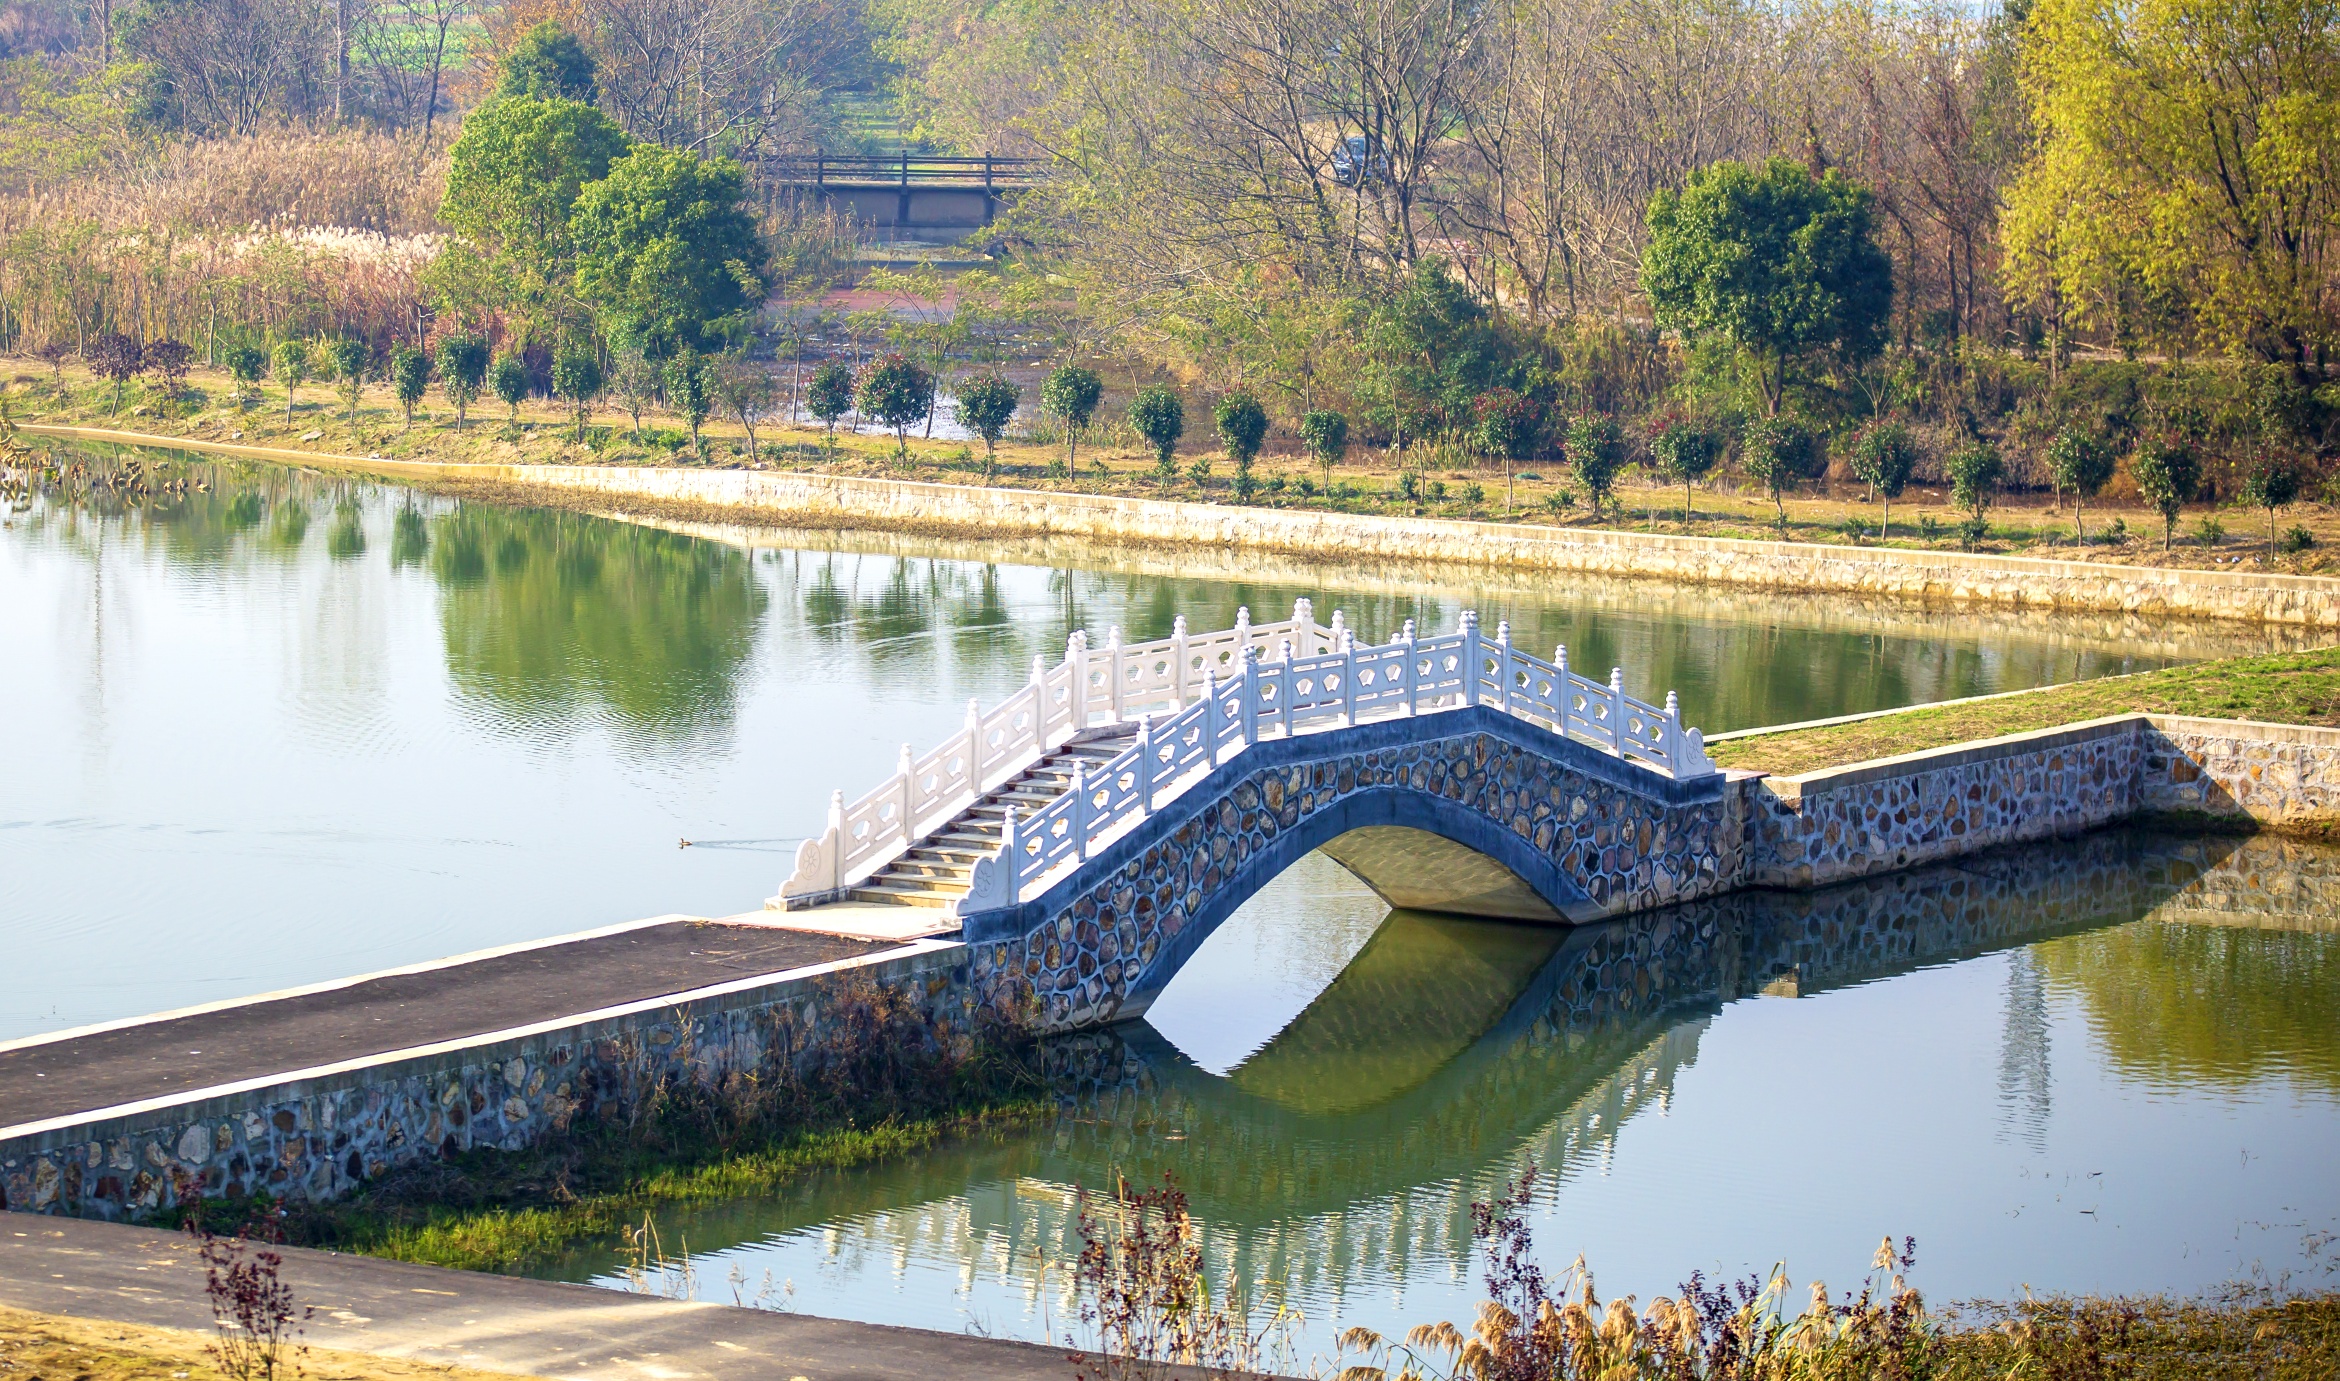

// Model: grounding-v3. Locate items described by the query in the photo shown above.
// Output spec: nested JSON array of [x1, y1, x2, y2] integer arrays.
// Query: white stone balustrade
[[774, 600, 1715, 911]]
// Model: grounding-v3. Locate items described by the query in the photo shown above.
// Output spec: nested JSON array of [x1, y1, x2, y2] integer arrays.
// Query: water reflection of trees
[[430, 505, 767, 744], [591, 829, 2337, 1314]]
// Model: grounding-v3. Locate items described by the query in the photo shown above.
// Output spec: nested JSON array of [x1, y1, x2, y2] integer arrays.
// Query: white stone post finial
[[1328, 608, 1347, 644], [1202, 668, 1220, 758], [826, 788, 845, 892], [1460, 611, 1481, 708], [1030, 653, 1047, 686], [1171, 615, 1191, 705], [1495, 620, 1514, 713], [1071, 763, 1089, 862], [965, 697, 986, 786], [897, 743, 917, 841], [1402, 617, 1416, 642], [1108, 624, 1126, 722], [1609, 668, 1628, 756], [1240, 645, 1262, 745], [1137, 714, 1155, 813]]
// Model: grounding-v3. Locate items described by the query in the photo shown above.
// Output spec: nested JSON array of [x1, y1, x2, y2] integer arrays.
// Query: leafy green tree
[[1360, 258, 1511, 449], [1565, 414, 1626, 517], [1650, 419, 1719, 524], [2241, 460, 2303, 559], [956, 371, 1022, 479], [2045, 428, 2117, 543], [1641, 157, 1893, 416], [492, 351, 530, 422], [1299, 410, 1349, 492], [494, 21, 596, 102], [1850, 420, 1920, 538], [390, 345, 429, 428], [664, 350, 712, 454], [441, 96, 630, 298], [807, 361, 855, 436], [611, 347, 660, 439], [2130, 436, 2201, 552], [1128, 385, 1184, 486], [436, 335, 489, 430], [272, 339, 310, 420], [715, 354, 778, 459], [1474, 389, 1543, 516], [857, 351, 933, 460], [552, 345, 604, 441], [327, 338, 369, 425], [1214, 391, 1269, 500], [571, 145, 768, 357], [1739, 416, 1821, 527], [1041, 365, 1104, 471], [225, 343, 268, 407], [1946, 441, 2005, 548]]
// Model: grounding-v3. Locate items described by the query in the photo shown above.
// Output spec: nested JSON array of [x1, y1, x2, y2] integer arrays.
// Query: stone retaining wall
[[0, 942, 971, 1221], [28, 428, 2340, 627]]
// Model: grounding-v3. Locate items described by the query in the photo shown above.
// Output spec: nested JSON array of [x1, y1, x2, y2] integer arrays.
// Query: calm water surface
[[4, 448, 2332, 1333]]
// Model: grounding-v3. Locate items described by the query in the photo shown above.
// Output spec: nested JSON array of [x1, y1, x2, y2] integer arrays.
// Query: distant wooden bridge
[[758, 153, 1046, 232]]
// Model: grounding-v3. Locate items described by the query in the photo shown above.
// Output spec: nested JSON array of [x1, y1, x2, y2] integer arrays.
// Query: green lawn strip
[[1709, 647, 2340, 777], [285, 1099, 1052, 1273]]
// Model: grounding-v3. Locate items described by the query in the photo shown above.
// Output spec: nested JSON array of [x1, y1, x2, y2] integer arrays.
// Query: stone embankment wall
[[1748, 714, 2340, 887], [26, 429, 2340, 627], [0, 942, 971, 1221]]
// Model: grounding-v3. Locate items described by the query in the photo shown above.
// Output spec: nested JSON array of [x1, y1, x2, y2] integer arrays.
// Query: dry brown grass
[[0, 1307, 536, 1381]]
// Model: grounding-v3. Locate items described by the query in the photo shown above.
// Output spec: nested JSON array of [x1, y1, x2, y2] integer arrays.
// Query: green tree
[[390, 345, 429, 428], [1565, 414, 1626, 517], [1946, 441, 2006, 549], [494, 21, 596, 102], [956, 371, 1022, 480], [1641, 157, 1893, 417], [715, 354, 778, 459], [1475, 390, 1543, 516], [1041, 365, 1104, 471], [611, 347, 660, 439], [1128, 385, 1185, 486], [1299, 410, 1349, 493], [225, 343, 268, 407], [2241, 460, 2303, 559], [441, 96, 630, 301], [1650, 420, 1719, 525], [328, 338, 369, 425], [2045, 429, 2117, 543], [492, 351, 530, 422], [552, 345, 604, 441], [1360, 258, 1510, 450], [1739, 416, 1821, 527], [807, 361, 855, 436], [272, 339, 310, 420], [436, 335, 489, 430], [856, 352, 933, 461], [1850, 420, 1920, 538], [2129, 435, 2201, 552], [1214, 391, 1269, 500], [664, 350, 712, 454], [2004, 0, 2340, 365], [571, 145, 768, 357]]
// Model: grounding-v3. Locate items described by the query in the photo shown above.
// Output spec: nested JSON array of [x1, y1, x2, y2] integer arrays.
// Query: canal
[[4, 447, 2333, 1346]]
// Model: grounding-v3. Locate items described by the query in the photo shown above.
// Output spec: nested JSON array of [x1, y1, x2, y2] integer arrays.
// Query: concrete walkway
[[0, 921, 883, 1126], [1, 1216, 1081, 1381]]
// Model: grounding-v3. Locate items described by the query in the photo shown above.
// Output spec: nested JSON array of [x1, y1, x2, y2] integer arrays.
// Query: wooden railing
[[758, 153, 1047, 188]]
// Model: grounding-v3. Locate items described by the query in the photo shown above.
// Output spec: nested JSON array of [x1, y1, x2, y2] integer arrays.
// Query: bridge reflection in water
[[566, 827, 2340, 1343]]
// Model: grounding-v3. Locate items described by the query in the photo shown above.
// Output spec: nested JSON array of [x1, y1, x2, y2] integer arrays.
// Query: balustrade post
[[1460, 611, 1481, 708], [1293, 598, 1314, 652], [1555, 645, 1570, 734], [1403, 618, 1419, 715], [1240, 647, 1261, 745], [1279, 640, 1295, 737], [1067, 630, 1089, 730], [965, 698, 985, 788], [1328, 609, 1346, 656], [999, 804, 1020, 905], [1234, 606, 1251, 661], [1030, 654, 1048, 750], [1071, 764, 1089, 862], [1108, 625, 1125, 722], [825, 789, 845, 893], [1342, 629, 1358, 726], [1202, 669, 1220, 760], [1137, 715, 1154, 813], [1664, 692, 1686, 775], [1171, 615, 1189, 705], [897, 743, 916, 840], [1496, 620, 1514, 714], [1609, 669, 1628, 756]]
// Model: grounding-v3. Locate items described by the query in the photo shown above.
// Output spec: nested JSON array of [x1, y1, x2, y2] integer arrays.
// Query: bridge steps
[[849, 728, 1139, 908]]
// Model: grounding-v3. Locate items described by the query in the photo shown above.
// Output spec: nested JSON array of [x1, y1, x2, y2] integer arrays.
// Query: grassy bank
[[11, 357, 2339, 575], [1710, 646, 2340, 776]]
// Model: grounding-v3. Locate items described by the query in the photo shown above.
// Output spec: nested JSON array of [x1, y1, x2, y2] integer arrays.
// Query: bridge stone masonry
[[780, 600, 2340, 1033]]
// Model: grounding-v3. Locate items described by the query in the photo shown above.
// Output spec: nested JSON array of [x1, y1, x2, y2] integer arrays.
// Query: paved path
[[1, 1216, 1081, 1381], [0, 922, 883, 1126]]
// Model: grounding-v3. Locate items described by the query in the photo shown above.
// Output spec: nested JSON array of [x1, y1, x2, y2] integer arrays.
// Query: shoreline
[[26, 421, 2340, 628]]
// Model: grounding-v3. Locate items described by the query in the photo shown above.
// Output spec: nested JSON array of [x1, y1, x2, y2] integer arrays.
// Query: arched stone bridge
[[778, 601, 1741, 1030]]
